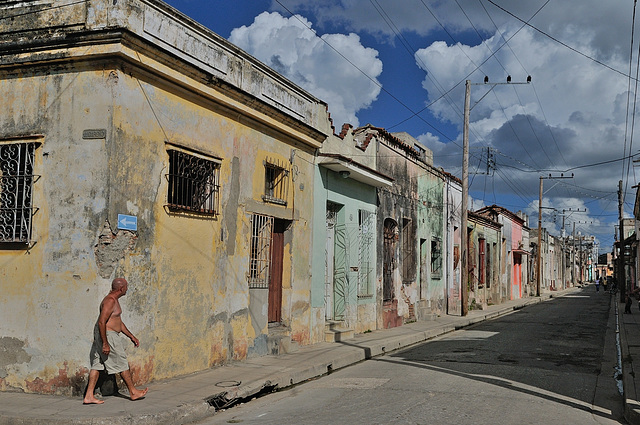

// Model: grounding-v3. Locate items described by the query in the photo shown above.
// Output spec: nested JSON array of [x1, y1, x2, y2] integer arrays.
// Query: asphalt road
[[199, 286, 624, 425]]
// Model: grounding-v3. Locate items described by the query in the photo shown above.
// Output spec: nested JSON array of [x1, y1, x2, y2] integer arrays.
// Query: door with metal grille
[[248, 214, 283, 323], [357, 210, 375, 298], [333, 222, 348, 320], [325, 208, 336, 320], [325, 203, 347, 320], [324, 204, 337, 320]]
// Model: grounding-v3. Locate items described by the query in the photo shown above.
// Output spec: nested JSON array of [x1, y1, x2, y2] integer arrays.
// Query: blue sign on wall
[[117, 214, 138, 231]]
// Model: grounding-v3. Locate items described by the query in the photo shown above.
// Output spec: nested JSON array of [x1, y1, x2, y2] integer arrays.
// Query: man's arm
[[98, 297, 115, 356], [120, 322, 139, 347]]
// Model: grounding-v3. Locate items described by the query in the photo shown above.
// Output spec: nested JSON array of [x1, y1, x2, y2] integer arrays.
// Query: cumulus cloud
[[272, 0, 635, 62], [229, 11, 382, 126], [415, 32, 628, 210], [223, 0, 633, 249], [407, 8, 633, 250]]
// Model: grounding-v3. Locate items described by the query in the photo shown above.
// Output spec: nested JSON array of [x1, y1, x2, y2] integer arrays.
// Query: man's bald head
[[112, 278, 128, 292]]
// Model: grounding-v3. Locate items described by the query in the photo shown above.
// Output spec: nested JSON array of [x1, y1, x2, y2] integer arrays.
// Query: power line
[[490, 90, 543, 169], [624, 0, 640, 199], [451, 2, 550, 170], [485, 0, 638, 80], [272, 0, 455, 143], [478, 0, 569, 169], [367, 0, 473, 145], [387, 0, 549, 132], [496, 150, 640, 173]]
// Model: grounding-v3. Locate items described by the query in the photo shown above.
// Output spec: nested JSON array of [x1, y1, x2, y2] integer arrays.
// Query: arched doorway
[[383, 218, 398, 302], [383, 218, 402, 328]]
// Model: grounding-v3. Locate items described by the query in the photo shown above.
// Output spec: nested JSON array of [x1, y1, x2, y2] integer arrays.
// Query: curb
[[620, 299, 640, 425], [0, 402, 215, 425]]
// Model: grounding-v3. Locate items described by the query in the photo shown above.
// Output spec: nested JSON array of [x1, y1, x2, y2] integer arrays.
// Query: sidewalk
[[619, 290, 640, 424], [0, 288, 584, 425]]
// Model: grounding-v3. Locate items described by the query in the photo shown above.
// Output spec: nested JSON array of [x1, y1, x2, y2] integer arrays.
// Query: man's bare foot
[[83, 395, 104, 405], [130, 387, 148, 401]]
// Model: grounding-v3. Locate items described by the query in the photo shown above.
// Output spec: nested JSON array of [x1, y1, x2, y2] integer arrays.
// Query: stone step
[[324, 321, 355, 342], [280, 338, 299, 353], [416, 300, 439, 321], [268, 325, 299, 355]]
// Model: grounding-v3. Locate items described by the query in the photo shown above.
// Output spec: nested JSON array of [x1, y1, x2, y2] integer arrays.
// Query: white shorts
[[89, 325, 129, 374]]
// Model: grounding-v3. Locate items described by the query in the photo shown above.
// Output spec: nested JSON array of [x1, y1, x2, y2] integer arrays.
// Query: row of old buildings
[[0, 0, 584, 396]]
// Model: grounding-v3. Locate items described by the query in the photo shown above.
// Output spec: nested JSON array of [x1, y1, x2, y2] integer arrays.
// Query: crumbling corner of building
[[94, 220, 137, 279]]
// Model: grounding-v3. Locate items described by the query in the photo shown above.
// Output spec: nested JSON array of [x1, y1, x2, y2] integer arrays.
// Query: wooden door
[[268, 220, 285, 323]]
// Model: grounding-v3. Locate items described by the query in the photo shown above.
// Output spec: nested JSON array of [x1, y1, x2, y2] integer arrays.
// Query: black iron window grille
[[431, 238, 442, 278], [249, 213, 273, 288], [0, 142, 37, 244], [166, 149, 220, 215], [263, 158, 289, 206]]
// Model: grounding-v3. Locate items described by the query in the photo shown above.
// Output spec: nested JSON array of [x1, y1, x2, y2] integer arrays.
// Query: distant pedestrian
[[625, 292, 632, 313], [83, 278, 148, 404], [595, 278, 600, 292], [625, 287, 640, 314], [609, 277, 617, 294]]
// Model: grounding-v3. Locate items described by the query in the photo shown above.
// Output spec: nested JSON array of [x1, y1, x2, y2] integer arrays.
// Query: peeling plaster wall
[[0, 0, 326, 395], [445, 179, 462, 316], [375, 137, 424, 326], [416, 173, 446, 315], [0, 67, 121, 395], [467, 219, 500, 308]]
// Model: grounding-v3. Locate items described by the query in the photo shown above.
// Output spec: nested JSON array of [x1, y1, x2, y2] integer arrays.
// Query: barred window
[[357, 209, 376, 298], [167, 149, 220, 215], [249, 213, 273, 288], [431, 238, 442, 278], [263, 158, 289, 206], [0, 142, 37, 244]]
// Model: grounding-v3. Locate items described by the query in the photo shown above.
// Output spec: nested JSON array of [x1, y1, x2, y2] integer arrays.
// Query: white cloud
[[229, 11, 383, 127], [256, 1, 631, 250], [413, 22, 630, 233], [273, 0, 635, 62]]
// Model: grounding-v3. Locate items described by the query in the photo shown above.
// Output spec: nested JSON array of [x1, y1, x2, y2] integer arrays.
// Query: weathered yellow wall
[[0, 57, 320, 394], [0, 69, 118, 394]]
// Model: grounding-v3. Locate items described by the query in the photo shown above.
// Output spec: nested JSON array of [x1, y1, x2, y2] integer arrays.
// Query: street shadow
[[338, 288, 622, 422]]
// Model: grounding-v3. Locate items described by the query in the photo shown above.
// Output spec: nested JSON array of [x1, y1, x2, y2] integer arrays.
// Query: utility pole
[[461, 80, 470, 316], [579, 234, 583, 283], [537, 174, 573, 296], [560, 208, 586, 290], [619, 180, 626, 303], [561, 225, 565, 291], [462, 75, 530, 315], [572, 222, 576, 286]]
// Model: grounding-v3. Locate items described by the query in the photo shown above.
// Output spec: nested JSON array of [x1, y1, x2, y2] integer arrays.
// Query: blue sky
[[164, 0, 640, 253]]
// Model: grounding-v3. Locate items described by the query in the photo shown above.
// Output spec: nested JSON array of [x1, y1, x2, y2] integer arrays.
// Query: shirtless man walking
[[83, 278, 148, 404]]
